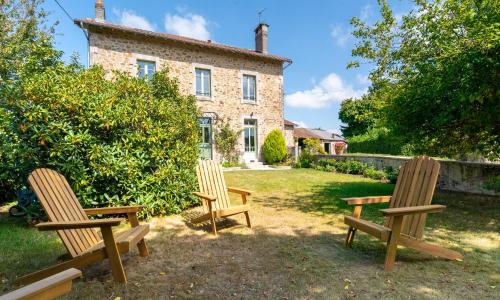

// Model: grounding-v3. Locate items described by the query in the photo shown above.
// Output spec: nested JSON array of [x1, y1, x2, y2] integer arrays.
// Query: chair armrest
[[341, 196, 392, 205], [227, 187, 252, 196], [84, 206, 144, 215], [36, 218, 124, 231], [193, 192, 216, 202], [381, 205, 445, 217], [0, 268, 82, 300]]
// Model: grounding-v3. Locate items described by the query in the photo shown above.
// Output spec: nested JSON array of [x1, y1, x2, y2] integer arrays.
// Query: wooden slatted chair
[[343, 156, 463, 271], [1, 268, 82, 300], [16, 168, 150, 285], [192, 160, 252, 235]]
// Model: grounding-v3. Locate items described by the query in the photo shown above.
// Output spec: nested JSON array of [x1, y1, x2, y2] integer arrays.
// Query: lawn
[[0, 169, 498, 299]]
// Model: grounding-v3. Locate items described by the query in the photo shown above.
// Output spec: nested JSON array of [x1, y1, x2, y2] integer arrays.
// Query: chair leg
[[244, 211, 252, 228], [210, 212, 218, 236], [137, 239, 149, 257], [345, 227, 353, 247], [384, 216, 403, 271], [127, 213, 149, 257], [101, 227, 127, 283], [347, 228, 357, 247]]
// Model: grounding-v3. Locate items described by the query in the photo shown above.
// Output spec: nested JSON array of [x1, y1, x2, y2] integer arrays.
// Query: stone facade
[[86, 29, 287, 163]]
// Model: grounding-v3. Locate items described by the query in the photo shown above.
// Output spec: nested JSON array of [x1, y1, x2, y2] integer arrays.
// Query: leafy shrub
[[384, 166, 400, 184], [483, 176, 500, 193], [262, 129, 287, 164], [215, 118, 241, 165], [296, 150, 315, 168], [347, 127, 409, 155], [0, 64, 200, 218], [363, 167, 386, 180], [304, 138, 326, 155]]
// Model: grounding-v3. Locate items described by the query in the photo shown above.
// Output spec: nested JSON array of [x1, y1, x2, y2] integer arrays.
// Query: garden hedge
[[0, 64, 200, 217]]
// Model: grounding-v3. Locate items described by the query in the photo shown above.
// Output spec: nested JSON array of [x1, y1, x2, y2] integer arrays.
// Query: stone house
[[75, 1, 292, 163]]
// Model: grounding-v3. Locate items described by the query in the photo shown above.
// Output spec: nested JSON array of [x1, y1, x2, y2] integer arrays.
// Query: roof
[[75, 19, 292, 64], [293, 128, 322, 139], [284, 119, 297, 126], [294, 128, 345, 141]]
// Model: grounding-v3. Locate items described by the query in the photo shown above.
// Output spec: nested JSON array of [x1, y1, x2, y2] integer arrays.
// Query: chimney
[[255, 23, 269, 54], [95, 0, 105, 22]]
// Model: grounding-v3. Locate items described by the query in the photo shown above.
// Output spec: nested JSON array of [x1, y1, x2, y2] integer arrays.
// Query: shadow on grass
[[254, 180, 499, 235], [1, 211, 498, 299]]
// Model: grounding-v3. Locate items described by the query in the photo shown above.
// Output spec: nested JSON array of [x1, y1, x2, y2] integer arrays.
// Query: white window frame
[[192, 63, 214, 101], [129, 54, 160, 78], [137, 60, 156, 80], [240, 70, 259, 104]]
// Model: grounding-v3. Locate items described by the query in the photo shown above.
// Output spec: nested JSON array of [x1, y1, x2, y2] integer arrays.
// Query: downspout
[[78, 21, 90, 68]]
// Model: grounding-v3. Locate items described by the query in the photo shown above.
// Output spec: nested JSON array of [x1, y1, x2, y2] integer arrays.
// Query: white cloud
[[360, 4, 374, 21], [164, 13, 210, 40], [285, 73, 366, 109], [113, 8, 156, 31], [292, 121, 308, 128], [356, 74, 371, 86], [330, 25, 350, 47]]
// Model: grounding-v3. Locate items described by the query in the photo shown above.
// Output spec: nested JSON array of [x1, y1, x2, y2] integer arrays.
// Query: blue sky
[[42, 0, 412, 134]]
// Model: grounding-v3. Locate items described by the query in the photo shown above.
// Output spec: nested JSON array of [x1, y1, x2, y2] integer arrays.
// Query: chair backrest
[[195, 160, 230, 212], [28, 168, 101, 257], [384, 156, 440, 240]]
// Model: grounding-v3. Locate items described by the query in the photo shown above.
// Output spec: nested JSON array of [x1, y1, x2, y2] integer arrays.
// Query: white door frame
[[242, 119, 258, 162]]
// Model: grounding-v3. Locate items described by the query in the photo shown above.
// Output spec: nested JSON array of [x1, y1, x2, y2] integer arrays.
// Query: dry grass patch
[[0, 169, 498, 299]]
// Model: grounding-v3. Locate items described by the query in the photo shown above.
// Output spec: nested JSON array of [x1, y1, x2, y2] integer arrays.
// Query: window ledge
[[196, 96, 213, 101], [242, 100, 258, 105]]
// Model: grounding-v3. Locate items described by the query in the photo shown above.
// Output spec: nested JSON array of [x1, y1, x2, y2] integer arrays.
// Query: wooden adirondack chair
[[192, 160, 252, 235], [16, 168, 150, 285], [1, 268, 81, 300], [343, 156, 463, 271]]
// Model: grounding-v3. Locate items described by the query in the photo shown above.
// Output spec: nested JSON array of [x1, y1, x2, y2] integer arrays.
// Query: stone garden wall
[[316, 154, 500, 197]]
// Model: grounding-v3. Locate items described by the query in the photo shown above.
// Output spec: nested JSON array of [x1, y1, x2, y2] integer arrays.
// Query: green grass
[[0, 169, 498, 299]]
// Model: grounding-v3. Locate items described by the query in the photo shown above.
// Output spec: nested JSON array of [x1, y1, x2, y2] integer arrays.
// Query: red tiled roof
[[284, 119, 296, 126], [75, 19, 292, 63], [293, 128, 322, 139]]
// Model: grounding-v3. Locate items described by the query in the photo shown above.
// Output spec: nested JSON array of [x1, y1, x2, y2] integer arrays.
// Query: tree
[[347, 0, 500, 160], [339, 96, 379, 137], [214, 119, 241, 165], [0, 0, 58, 82], [262, 129, 287, 164]]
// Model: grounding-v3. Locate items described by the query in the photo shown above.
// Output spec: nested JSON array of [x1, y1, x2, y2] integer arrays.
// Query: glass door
[[243, 119, 257, 162], [199, 117, 212, 159]]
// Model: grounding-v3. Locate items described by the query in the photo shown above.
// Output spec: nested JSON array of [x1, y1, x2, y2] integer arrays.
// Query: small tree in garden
[[262, 129, 287, 164], [304, 138, 326, 155], [215, 119, 241, 166]]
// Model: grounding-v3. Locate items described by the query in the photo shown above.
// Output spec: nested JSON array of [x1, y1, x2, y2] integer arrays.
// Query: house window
[[243, 119, 257, 152], [242, 74, 256, 101], [137, 60, 156, 80], [199, 117, 212, 159], [195, 68, 211, 97]]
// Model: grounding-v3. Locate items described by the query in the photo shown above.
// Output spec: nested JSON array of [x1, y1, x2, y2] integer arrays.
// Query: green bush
[[362, 167, 386, 180], [0, 64, 200, 217], [483, 176, 500, 193], [262, 129, 287, 164], [347, 127, 410, 155]]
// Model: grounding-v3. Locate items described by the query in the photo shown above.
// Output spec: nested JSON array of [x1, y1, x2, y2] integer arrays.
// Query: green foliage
[[304, 138, 326, 155], [483, 176, 500, 193], [0, 0, 57, 82], [0, 60, 200, 217], [313, 158, 390, 181], [339, 96, 381, 138], [347, 127, 410, 155], [345, 0, 500, 160], [262, 129, 287, 164], [214, 119, 242, 165], [296, 138, 326, 168]]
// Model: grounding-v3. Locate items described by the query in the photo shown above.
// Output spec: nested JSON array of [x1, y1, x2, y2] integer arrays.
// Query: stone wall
[[316, 154, 500, 196], [88, 31, 285, 162]]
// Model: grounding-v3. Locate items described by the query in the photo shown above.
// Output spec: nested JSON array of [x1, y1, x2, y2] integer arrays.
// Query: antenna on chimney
[[258, 8, 266, 24]]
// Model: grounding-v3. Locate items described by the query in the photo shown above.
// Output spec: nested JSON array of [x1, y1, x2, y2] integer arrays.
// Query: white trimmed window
[[242, 74, 256, 101], [195, 68, 211, 97], [137, 60, 156, 80]]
